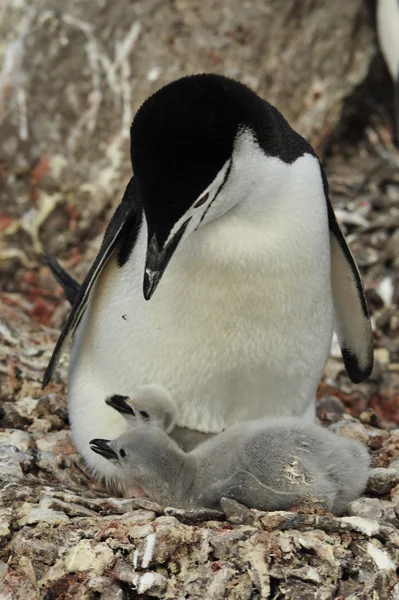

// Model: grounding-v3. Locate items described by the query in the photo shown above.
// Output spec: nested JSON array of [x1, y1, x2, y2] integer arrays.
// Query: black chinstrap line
[[196, 159, 233, 230]]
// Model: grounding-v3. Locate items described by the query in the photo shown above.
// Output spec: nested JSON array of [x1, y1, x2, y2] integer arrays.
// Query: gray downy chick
[[91, 394, 370, 515], [106, 384, 214, 451], [105, 384, 178, 433]]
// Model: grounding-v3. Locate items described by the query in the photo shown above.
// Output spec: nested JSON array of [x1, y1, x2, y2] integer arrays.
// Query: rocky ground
[[0, 0, 399, 598]]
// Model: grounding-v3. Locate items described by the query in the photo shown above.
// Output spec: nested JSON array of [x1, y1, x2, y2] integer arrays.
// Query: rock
[[348, 497, 386, 521], [65, 541, 115, 575], [0, 0, 375, 283], [0, 508, 12, 544], [220, 497, 255, 525], [317, 395, 346, 418], [0, 429, 32, 452], [16, 500, 71, 528], [164, 506, 224, 524], [0, 445, 33, 483], [328, 418, 370, 444], [367, 468, 399, 495], [136, 572, 168, 595], [359, 409, 382, 428], [390, 460, 399, 473], [131, 497, 164, 515]]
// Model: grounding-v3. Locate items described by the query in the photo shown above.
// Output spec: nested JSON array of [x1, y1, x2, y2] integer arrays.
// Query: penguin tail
[[43, 250, 80, 306]]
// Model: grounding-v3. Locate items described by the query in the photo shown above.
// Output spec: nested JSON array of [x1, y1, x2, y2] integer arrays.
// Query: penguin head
[[90, 428, 183, 488], [105, 384, 177, 433], [130, 73, 268, 299], [89, 433, 153, 483]]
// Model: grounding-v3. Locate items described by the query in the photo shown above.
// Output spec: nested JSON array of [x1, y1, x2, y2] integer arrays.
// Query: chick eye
[[139, 410, 150, 420], [119, 449, 126, 457], [194, 192, 209, 208]]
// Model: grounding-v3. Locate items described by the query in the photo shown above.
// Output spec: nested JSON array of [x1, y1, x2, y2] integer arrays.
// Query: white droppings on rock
[[65, 540, 114, 574], [133, 548, 139, 570], [147, 66, 161, 82], [137, 572, 167, 594], [141, 532, 156, 568], [366, 542, 396, 571], [374, 347, 391, 366], [340, 516, 380, 536], [376, 276, 395, 307]]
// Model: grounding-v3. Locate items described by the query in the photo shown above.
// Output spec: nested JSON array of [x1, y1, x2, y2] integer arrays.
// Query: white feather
[[377, 0, 399, 80]]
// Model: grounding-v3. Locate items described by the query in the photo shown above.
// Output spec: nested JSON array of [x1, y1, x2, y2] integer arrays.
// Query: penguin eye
[[193, 192, 209, 208], [139, 410, 150, 420], [119, 449, 126, 458]]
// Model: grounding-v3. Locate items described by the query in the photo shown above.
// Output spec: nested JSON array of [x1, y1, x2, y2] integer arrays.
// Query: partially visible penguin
[[43, 74, 373, 488], [91, 392, 370, 514], [377, 0, 399, 140]]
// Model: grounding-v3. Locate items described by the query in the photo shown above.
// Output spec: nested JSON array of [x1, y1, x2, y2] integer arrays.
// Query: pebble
[[328, 419, 369, 444], [366, 468, 399, 495], [220, 497, 255, 525], [359, 409, 382, 428], [0, 429, 32, 452], [348, 497, 386, 521], [65, 540, 115, 574], [317, 396, 346, 417], [164, 506, 223, 524]]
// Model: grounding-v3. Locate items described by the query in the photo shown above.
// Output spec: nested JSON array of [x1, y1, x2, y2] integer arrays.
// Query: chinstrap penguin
[[90, 392, 370, 514], [43, 74, 373, 486]]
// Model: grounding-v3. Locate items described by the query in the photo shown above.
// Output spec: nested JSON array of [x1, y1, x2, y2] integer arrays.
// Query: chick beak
[[143, 219, 190, 300], [105, 395, 135, 416], [89, 438, 118, 461]]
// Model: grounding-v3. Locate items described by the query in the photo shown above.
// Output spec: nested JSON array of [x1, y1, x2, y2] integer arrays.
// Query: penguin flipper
[[328, 201, 373, 383], [43, 250, 80, 305], [42, 177, 140, 388]]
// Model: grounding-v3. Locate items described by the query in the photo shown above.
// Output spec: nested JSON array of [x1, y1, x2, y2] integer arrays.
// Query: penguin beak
[[143, 219, 190, 300], [105, 395, 135, 416], [89, 438, 118, 461]]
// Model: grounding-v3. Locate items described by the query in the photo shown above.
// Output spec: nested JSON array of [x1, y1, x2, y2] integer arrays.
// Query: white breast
[[377, 0, 399, 80], [68, 153, 334, 480]]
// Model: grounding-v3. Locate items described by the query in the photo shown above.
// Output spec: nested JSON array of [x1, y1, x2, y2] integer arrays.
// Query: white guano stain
[[141, 532, 157, 568], [366, 542, 396, 571], [340, 516, 380, 536], [133, 548, 139, 570]]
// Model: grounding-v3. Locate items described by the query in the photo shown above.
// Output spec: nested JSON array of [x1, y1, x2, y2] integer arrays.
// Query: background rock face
[[0, 0, 376, 278], [0, 0, 398, 598]]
